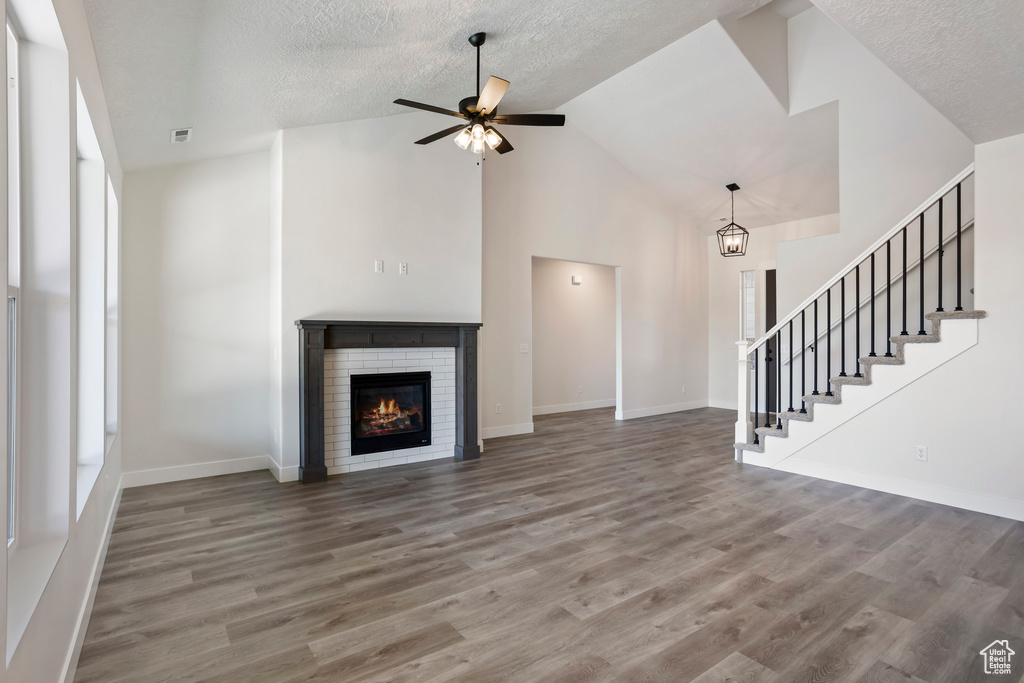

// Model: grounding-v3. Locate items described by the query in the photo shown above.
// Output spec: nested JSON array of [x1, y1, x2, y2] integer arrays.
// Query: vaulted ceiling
[[811, 0, 1024, 143], [83, 0, 1024, 231], [563, 17, 839, 231], [83, 0, 773, 170]]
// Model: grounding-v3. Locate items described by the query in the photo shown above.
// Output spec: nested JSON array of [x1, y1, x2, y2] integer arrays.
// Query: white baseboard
[[268, 457, 299, 483], [533, 399, 616, 416], [481, 422, 534, 439], [770, 457, 1024, 523], [121, 455, 271, 488], [615, 400, 708, 421], [61, 475, 123, 683], [707, 399, 736, 410]]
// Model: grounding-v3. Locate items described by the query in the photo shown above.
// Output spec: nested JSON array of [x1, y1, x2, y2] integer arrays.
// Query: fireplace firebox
[[350, 372, 431, 455]]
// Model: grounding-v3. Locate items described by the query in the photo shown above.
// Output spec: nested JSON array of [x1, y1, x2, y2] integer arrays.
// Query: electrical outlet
[[496, 403, 502, 414], [915, 445, 928, 462], [681, 385, 687, 394], [398, 262, 408, 275], [520, 344, 528, 354], [374, 260, 383, 273], [577, 385, 583, 394]]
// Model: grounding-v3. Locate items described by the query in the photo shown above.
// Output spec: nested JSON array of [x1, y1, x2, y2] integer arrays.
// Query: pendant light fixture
[[717, 183, 749, 257]]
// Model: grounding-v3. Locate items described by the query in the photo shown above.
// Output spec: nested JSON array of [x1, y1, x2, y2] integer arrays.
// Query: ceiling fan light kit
[[393, 32, 565, 156], [717, 183, 750, 258]]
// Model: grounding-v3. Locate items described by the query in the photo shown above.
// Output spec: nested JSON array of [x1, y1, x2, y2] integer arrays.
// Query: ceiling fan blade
[[414, 124, 468, 145], [491, 113, 565, 126], [394, 99, 467, 119], [477, 76, 510, 115], [494, 130, 514, 154]]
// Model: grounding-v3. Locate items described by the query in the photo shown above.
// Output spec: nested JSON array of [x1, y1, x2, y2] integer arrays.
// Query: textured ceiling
[[812, 0, 1024, 143], [562, 19, 839, 231], [83, 0, 772, 170]]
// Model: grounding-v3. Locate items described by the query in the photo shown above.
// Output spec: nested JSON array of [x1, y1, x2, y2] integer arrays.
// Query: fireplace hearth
[[351, 372, 431, 455], [295, 320, 481, 483]]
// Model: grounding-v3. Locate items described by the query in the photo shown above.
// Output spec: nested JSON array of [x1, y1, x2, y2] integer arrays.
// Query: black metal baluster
[[901, 227, 909, 335], [870, 253, 877, 357], [754, 347, 759, 445], [855, 265, 862, 377], [937, 196, 944, 312], [788, 321, 794, 412], [826, 289, 832, 396], [813, 300, 819, 395], [776, 330, 782, 429], [886, 240, 893, 356], [956, 183, 963, 311], [800, 310, 806, 412], [840, 275, 847, 377], [764, 343, 771, 429], [919, 213, 926, 335]]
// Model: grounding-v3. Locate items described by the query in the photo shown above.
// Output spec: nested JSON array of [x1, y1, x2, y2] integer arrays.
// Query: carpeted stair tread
[[755, 425, 788, 439], [831, 375, 870, 386], [926, 310, 986, 321], [890, 334, 940, 344], [860, 355, 902, 365]]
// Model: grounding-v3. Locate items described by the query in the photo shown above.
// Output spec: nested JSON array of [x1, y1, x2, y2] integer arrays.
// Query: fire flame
[[373, 398, 402, 419]]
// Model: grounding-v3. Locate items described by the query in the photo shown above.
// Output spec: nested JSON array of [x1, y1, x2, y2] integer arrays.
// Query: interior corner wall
[[481, 122, 708, 436], [707, 213, 839, 409], [769, 132, 1024, 521], [776, 7, 975, 317], [268, 132, 283, 475], [531, 258, 616, 415], [275, 113, 482, 476], [121, 151, 272, 479]]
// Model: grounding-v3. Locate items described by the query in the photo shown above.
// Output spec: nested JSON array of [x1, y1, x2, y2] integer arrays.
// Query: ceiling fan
[[394, 32, 565, 155]]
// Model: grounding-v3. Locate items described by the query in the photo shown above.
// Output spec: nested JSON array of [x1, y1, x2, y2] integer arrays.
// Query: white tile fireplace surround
[[324, 347, 456, 474]]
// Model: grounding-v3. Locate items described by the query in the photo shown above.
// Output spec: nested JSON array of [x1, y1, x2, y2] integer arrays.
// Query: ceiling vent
[[170, 128, 192, 144]]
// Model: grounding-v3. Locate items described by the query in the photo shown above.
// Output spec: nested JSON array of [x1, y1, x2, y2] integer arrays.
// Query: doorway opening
[[530, 257, 620, 419]]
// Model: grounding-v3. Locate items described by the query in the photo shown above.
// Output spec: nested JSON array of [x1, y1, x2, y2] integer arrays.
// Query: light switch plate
[[520, 344, 529, 354]]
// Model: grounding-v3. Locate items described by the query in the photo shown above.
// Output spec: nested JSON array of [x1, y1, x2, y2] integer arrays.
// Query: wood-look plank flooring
[[75, 408, 1024, 682]]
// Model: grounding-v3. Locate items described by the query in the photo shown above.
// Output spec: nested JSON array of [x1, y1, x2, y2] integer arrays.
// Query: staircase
[[734, 165, 982, 466]]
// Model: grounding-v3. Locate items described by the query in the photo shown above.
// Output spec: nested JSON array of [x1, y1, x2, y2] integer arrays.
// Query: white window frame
[[7, 18, 21, 550], [741, 270, 756, 342]]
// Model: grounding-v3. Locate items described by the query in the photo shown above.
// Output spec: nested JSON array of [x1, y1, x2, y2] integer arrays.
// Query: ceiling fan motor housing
[[459, 96, 481, 116]]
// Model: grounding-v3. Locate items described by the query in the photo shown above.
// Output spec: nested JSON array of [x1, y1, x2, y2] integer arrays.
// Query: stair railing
[[735, 164, 975, 457]]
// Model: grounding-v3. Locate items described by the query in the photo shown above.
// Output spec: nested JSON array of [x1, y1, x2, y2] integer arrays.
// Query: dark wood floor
[[75, 408, 1024, 682]]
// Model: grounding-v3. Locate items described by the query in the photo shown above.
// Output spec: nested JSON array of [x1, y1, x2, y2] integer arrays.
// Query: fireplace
[[350, 372, 431, 455]]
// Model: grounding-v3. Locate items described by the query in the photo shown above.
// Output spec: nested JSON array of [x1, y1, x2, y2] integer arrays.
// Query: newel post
[[735, 340, 752, 463]]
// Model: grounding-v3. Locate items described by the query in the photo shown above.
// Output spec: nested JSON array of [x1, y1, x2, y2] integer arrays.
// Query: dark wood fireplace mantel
[[295, 319, 482, 484]]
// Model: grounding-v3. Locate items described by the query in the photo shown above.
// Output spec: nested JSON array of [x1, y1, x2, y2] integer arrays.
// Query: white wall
[[121, 152, 271, 480], [482, 122, 708, 436], [3, 0, 125, 679], [771, 132, 1024, 521], [274, 113, 482, 477], [707, 213, 839, 409], [531, 257, 616, 415], [776, 7, 975, 316]]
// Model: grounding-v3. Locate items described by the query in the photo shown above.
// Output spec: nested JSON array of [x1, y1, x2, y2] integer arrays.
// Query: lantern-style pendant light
[[717, 183, 749, 257]]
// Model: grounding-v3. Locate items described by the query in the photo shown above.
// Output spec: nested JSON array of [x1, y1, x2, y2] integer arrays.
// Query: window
[[742, 270, 756, 341], [76, 81, 105, 516], [106, 177, 117, 439], [7, 19, 19, 548]]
